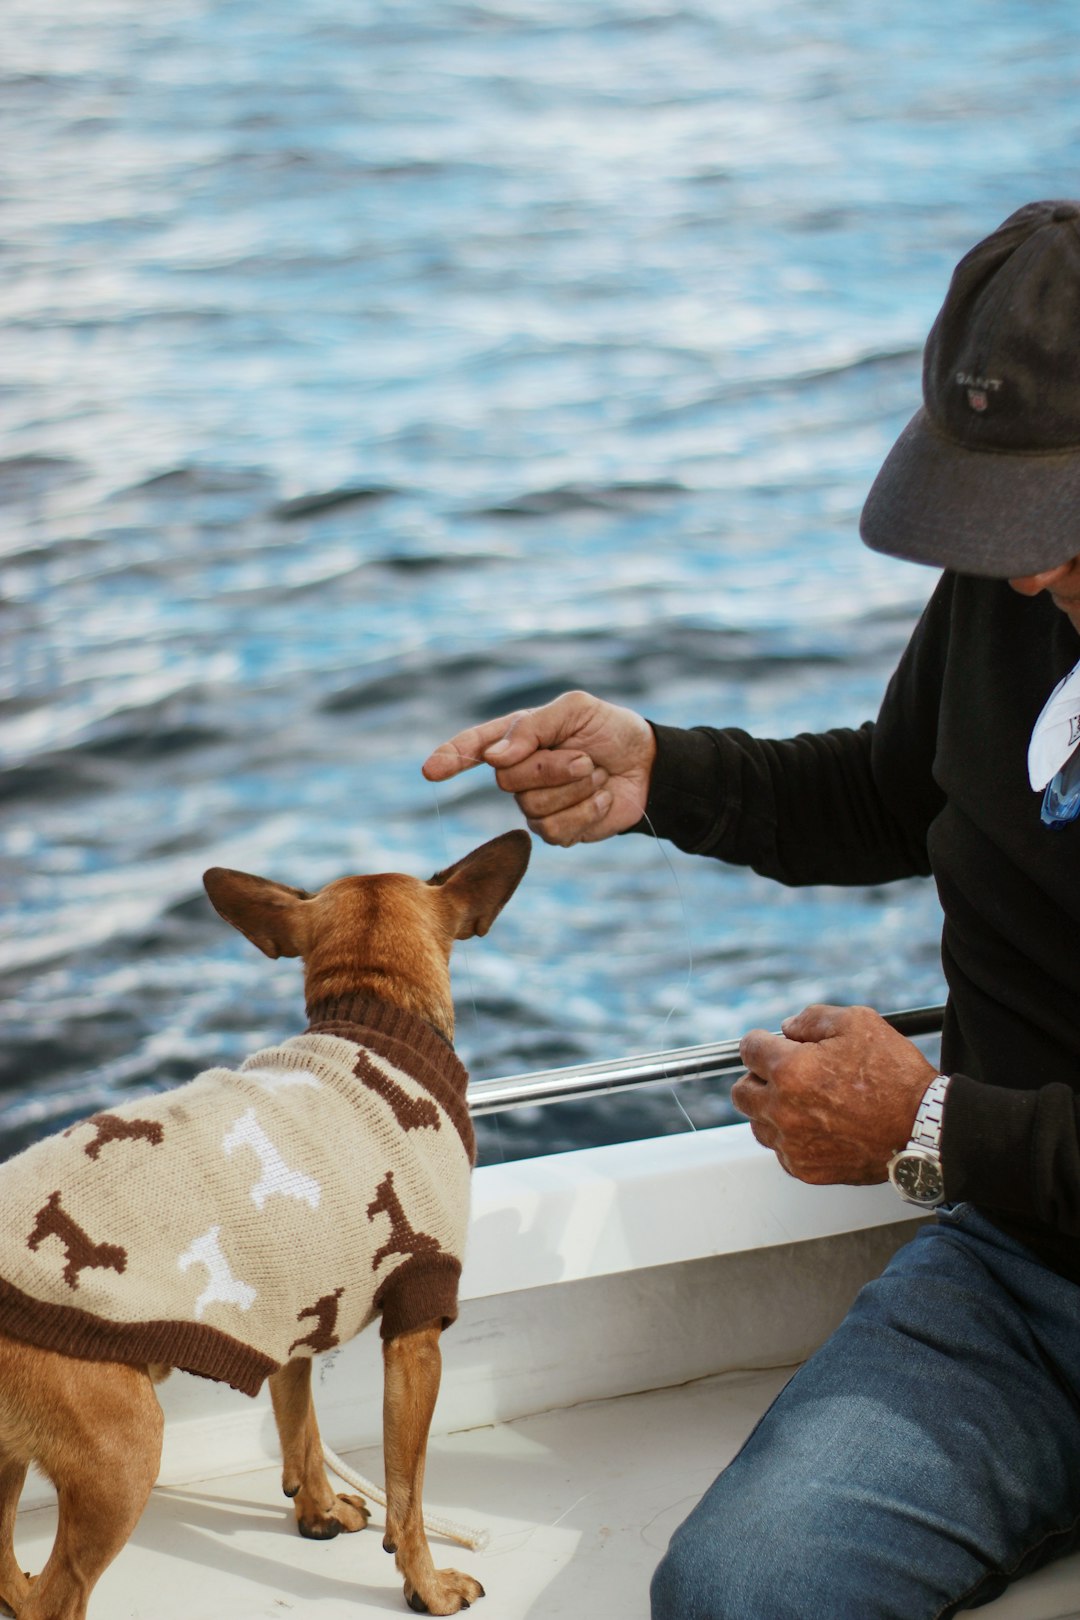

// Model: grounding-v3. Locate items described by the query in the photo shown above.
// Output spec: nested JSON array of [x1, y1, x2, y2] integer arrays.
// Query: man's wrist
[[888, 1074, 950, 1209], [629, 722, 728, 847], [909, 1073, 950, 1153]]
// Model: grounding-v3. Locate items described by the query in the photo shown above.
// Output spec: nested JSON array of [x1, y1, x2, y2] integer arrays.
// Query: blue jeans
[[650, 1205, 1080, 1620]]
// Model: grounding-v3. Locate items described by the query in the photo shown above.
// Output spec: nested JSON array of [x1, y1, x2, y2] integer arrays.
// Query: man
[[423, 201, 1080, 1618]]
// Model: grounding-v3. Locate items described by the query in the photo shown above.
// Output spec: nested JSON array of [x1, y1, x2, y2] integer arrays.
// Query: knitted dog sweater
[[0, 997, 474, 1396]]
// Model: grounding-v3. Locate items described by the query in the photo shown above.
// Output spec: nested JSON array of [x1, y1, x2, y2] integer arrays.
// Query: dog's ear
[[428, 829, 531, 940], [203, 868, 313, 960]]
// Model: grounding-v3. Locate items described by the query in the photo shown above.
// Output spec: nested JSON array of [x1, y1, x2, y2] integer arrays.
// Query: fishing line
[[316, 776, 496, 1549], [431, 781, 484, 1028], [428, 754, 700, 1137], [431, 775, 509, 1166], [319, 774, 696, 1548], [636, 805, 698, 1131]]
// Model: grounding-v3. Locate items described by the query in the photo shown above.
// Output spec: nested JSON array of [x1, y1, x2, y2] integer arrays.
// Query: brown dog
[[0, 829, 530, 1620]]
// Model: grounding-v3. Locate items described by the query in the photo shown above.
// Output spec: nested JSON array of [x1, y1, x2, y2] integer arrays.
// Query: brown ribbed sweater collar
[[304, 994, 474, 1164]]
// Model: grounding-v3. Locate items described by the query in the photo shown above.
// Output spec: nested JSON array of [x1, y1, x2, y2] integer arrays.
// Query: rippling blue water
[[4, 0, 1080, 1162]]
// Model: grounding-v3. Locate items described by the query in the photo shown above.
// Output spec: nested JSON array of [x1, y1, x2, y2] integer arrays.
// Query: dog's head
[[202, 830, 531, 1041]]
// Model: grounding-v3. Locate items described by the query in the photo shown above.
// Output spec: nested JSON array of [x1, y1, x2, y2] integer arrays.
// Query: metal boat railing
[[466, 1004, 946, 1116]]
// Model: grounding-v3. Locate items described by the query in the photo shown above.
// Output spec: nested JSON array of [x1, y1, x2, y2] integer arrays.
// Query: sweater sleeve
[[635, 571, 1080, 1259], [942, 1075, 1080, 1238], [637, 577, 954, 887]]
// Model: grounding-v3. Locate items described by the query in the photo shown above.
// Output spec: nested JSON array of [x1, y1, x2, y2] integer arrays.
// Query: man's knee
[[650, 1517, 741, 1620], [650, 1531, 710, 1620], [650, 1503, 833, 1620]]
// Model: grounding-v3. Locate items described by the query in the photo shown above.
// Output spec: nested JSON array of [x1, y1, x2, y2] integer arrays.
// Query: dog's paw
[[296, 1491, 370, 1539], [404, 1570, 485, 1614]]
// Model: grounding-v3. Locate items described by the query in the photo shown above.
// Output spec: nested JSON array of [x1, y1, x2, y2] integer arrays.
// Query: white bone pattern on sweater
[[0, 1030, 470, 1391], [243, 1064, 323, 1093], [178, 1225, 258, 1320], [223, 1108, 322, 1211]]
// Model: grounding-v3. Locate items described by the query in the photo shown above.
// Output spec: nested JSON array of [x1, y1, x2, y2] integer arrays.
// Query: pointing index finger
[[421, 716, 522, 781]]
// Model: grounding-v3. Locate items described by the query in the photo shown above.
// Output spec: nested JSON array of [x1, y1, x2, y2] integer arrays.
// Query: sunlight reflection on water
[[4, 0, 1079, 1159]]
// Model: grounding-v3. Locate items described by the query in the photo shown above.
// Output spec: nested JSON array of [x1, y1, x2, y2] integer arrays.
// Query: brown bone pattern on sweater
[[27, 1191, 128, 1291], [289, 1286, 345, 1356], [0, 1015, 468, 1393], [66, 1113, 165, 1161], [367, 1170, 442, 1271], [352, 1050, 440, 1133]]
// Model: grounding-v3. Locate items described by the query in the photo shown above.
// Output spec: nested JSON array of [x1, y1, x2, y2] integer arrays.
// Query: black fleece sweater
[[639, 571, 1080, 1282]]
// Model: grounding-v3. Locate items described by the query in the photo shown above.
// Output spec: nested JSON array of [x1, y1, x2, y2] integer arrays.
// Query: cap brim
[[859, 409, 1080, 578]]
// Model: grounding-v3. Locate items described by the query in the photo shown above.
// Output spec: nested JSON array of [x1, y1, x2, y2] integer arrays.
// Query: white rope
[[321, 1442, 491, 1552]]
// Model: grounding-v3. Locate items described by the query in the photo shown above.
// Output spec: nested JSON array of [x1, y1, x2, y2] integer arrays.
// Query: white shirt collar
[[1028, 656, 1080, 790]]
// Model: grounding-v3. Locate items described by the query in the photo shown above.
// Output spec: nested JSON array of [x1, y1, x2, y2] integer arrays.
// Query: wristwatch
[[887, 1074, 950, 1209]]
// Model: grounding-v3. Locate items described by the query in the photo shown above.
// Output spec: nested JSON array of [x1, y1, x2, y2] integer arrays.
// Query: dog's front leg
[[383, 1322, 484, 1615], [268, 1360, 369, 1539]]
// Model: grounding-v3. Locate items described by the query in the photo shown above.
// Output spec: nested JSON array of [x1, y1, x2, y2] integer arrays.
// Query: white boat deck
[[11, 1363, 1080, 1619]]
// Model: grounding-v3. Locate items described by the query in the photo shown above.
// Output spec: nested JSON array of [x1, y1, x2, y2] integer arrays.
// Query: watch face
[[890, 1149, 945, 1207]]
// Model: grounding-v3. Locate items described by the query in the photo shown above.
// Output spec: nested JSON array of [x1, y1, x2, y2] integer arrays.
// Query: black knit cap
[[860, 200, 1080, 578]]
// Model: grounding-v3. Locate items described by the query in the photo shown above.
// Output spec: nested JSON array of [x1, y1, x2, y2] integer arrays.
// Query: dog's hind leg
[[268, 1360, 369, 1540], [383, 1321, 483, 1616], [18, 1360, 162, 1620], [0, 1451, 31, 1616]]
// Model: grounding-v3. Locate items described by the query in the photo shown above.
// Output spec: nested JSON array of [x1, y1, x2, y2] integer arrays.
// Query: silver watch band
[[909, 1074, 950, 1152]]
